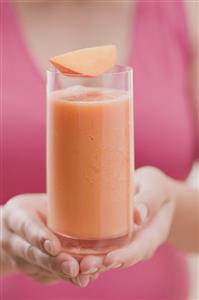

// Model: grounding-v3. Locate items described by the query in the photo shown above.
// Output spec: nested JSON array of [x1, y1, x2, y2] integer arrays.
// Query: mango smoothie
[[47, 85, 133, 253]]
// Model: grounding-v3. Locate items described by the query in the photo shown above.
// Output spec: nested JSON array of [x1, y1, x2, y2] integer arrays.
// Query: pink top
[[1, 1, 197, 299]]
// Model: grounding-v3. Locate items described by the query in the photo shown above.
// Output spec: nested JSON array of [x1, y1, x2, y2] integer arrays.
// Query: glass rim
[[47, 64, 133, 77]]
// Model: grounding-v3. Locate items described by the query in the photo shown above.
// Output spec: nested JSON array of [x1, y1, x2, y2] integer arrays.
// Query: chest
[[2, 2, 197, 205], [15, 2, 133, 75]]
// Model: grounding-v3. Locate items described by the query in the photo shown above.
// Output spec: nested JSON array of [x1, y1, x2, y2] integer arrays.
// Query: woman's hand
[[79, 167, 175, 278], [1, 194, 80, 285]]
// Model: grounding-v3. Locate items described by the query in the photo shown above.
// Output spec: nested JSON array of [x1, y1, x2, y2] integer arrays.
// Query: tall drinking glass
[[47, 66, 134, 256]]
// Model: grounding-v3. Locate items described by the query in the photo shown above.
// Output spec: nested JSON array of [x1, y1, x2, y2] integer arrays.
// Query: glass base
[[54, 230, 132, 258]]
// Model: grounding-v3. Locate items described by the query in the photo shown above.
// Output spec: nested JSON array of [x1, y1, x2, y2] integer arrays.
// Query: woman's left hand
[[79, 167, 176, 280]]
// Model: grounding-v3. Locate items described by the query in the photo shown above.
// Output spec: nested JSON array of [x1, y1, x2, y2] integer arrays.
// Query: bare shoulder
[[184, 1, 199, 47]]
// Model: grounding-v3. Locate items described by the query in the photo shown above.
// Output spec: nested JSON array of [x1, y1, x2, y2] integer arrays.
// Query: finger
[[134, 169, 170, 225], [134, 201, 149, 225], [15, 257, 60, 284], [4, 233, 79, 278], [80, 255, 104, 274], [4, 233, 48, 270], [56, 252, 79, 278], [73, 274, 90, 288], [4, 205, 61, 256], [134, 188, 169, 225], [104, 202, 174, 269]]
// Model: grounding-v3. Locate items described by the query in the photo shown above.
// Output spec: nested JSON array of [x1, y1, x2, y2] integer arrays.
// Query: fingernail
[[107, 262, 122, 269], [71, 278, 77, 285], [76, 275, 89, 288], [81, 267, 98, 275], [43, 240, 56, 255], [135, 203, 148, 224], [61, 261, 75, 277], [76, 277, 83, 287]]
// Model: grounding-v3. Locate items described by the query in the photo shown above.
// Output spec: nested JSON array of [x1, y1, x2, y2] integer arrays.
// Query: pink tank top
[[1, 1, 197, 299]]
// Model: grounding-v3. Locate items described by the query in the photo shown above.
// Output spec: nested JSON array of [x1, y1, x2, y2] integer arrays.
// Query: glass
[[47, 65, 134, 257]]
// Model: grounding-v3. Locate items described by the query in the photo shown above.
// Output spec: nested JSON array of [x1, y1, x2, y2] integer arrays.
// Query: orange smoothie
[[47, 86, 133, 242]]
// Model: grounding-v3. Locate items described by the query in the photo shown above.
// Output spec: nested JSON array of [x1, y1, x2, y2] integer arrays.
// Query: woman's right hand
[[1, 194, 82, 285]]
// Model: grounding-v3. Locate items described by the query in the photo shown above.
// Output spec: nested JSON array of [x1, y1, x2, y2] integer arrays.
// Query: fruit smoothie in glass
[[47, 64, 134, 256]]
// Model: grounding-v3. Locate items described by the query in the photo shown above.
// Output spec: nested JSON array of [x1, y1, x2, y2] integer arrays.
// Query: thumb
[[134, 190, 166, 225]]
